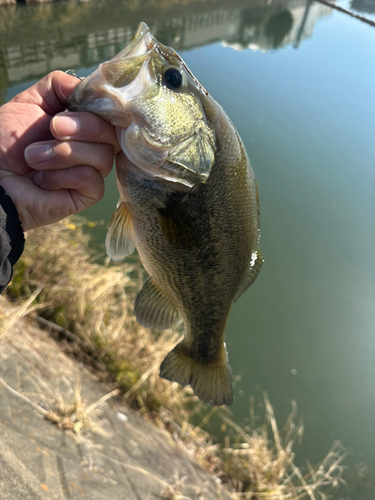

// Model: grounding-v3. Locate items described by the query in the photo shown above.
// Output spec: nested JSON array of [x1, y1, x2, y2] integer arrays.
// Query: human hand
[[0, 71, 121, 231]]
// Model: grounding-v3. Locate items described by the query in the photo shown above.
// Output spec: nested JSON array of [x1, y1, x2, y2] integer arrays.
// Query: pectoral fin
[[105, 203, 136, 261], [134, 277, 181, 329], [234, 249, 263, 302]]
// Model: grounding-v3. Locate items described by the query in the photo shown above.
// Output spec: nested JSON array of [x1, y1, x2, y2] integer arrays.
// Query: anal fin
[[105, 202, 135, 262], [160, 341, 233, 406], [134, 277, 180, 330], [234, 248, 263, 302]]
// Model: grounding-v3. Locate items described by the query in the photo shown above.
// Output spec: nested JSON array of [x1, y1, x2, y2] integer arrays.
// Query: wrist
[[0, 186, 25, 292]]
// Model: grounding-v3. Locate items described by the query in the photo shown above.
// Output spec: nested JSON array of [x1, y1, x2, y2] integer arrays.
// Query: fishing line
[[313, 0, 375, 27], [65, 69, 83, 81]]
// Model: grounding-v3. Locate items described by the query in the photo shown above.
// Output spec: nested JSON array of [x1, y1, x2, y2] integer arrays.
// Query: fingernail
[[25, 144, 52, 165], [52, 114, 80, 137]]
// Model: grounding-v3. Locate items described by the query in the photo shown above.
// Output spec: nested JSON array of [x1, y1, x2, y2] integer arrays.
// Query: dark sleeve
[[0, 186, 25, 293]]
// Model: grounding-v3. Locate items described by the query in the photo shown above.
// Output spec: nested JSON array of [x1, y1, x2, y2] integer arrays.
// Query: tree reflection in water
[[264, 9, 294, 48]]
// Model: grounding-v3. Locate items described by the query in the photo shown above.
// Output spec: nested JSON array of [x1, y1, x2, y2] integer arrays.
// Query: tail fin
[[159, 341, 233, 406]]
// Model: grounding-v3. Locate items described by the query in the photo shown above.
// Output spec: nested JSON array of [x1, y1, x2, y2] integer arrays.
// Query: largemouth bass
[[68, 22, 262, 406]]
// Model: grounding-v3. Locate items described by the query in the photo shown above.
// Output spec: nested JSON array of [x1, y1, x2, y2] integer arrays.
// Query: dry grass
[[4, 217, 348, 499], [196, 396, 347, 499], [160, 473, 188, 499], [0, 375, 118, 436], [6, 217, 194, 418], [41, 380, 119, 435]]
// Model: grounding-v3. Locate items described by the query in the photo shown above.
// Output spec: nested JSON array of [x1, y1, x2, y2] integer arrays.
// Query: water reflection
[[225, 1, 331, 51], [264, 10, 294, 49], [0, 0, 333, 103], [1, 1, 375, 498], [351, 0, 375, 13]]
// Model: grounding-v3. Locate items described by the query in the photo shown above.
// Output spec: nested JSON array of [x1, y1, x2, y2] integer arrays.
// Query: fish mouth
[[67, 22, 215, 189], [67, 23, 158, 116], [116, 22, 155, 59], [67, 22, 188, 122]]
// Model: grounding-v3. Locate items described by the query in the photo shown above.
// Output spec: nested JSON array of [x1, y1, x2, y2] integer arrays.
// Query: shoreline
[[1, 217, 347, 499]]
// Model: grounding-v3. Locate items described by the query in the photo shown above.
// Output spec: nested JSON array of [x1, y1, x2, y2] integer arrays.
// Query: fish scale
[[137, 86, 206, 142], [68, 22, 262, 406]]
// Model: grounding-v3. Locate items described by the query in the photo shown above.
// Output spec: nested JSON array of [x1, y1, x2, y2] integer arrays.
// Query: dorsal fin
[[105, 202, 136, 261], [134, 277, 181, 330]]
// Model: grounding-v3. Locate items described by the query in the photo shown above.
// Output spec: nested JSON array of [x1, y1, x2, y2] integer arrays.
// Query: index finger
[[11, 71, 80, 116], [50, 111, 122, 156]]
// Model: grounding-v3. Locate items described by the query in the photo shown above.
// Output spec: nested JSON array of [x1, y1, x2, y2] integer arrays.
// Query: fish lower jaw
[[118, 142, 195, 189], [124, 154, 195, 188]]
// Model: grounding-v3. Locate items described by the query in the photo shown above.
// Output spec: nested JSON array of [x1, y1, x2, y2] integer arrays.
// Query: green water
[[1, 0, 375, 497]]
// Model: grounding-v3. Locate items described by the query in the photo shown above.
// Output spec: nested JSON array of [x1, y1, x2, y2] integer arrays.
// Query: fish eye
[[163, 67, 184, 89]]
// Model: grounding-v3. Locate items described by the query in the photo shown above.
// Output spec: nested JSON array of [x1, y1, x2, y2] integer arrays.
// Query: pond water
[[1, 0, 374, 497]]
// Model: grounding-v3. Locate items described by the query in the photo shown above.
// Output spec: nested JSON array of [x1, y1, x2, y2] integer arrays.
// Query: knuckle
[[97, 144, 115, 176], [79, 167, 105, 202], [78, 165, 101, 183], [96, 182, 105, 202], [83, 112, 104, 138], [86, 113, 118, 150], [103, 143, 115, 159], [96, 114, 107, 139], [55, 141, 73, 159]]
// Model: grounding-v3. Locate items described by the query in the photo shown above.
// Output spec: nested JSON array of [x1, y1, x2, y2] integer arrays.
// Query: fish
[[67, 22, 262, 406]]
